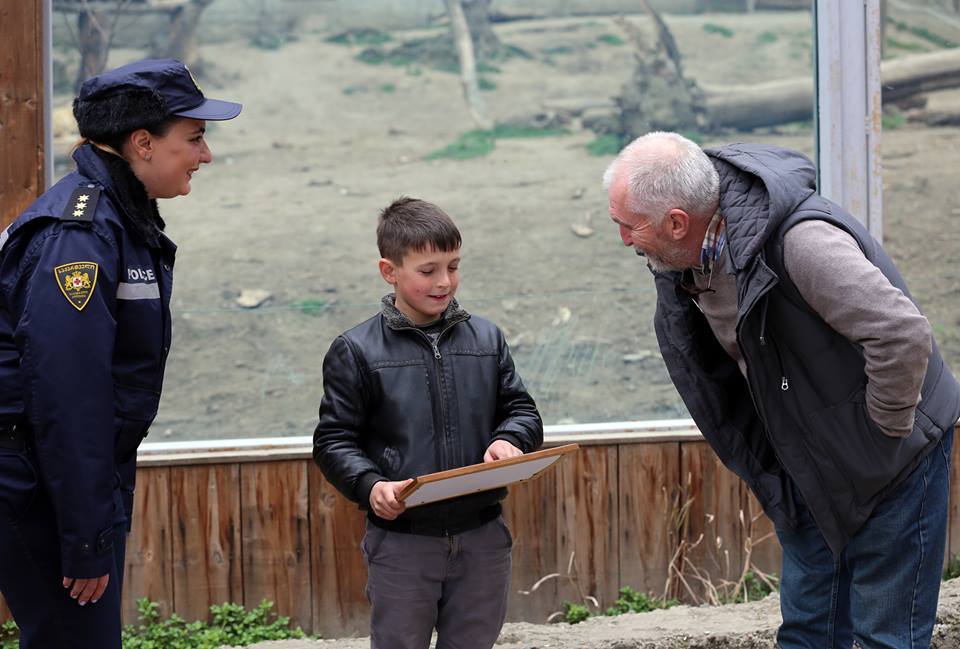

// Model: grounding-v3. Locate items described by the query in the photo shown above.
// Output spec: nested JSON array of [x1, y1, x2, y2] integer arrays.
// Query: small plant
[[703, 23, 735, 38], [378, 83, 396, 94], [604, 586, 677, 616], [561, 601, 591, 624], [121, 598, 310, 648], [1, 620, 18, 649], [478, 77, 497, 91], [587, 134, 623, 157], [597, 33, 625, 46]]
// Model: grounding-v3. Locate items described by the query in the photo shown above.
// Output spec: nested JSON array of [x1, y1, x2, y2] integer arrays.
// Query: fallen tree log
[[701, 48, 960, 130]]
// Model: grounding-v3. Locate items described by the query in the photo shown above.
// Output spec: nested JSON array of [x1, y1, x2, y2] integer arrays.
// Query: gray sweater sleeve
[[782, 220, 931, 437]]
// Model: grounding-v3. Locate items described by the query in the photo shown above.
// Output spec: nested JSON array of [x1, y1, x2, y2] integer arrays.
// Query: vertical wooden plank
[[0, 0, 46, 228], [123, 467, 174, 625], [618, 442, 680, 600], [740, 487, 782, 583], [679, 441, 742, 603], [171, 464, 242, 622], [555, 445, 618, 611], [948, 423, 960, 567], [502, 469, 558, 623], [241, 460, 311, 631], [309, 467, 369, 638]]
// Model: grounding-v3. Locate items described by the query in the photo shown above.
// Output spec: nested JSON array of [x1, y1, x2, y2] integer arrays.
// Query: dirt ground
[[50, 10, 960, 441], [224, 578, 960, 648]]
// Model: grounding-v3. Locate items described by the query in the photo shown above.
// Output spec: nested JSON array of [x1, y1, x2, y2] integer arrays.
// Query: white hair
[[603, 131, 719, 223]]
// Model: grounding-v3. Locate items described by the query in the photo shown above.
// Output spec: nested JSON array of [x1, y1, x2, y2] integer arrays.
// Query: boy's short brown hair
[[377, 197, 461, 264]]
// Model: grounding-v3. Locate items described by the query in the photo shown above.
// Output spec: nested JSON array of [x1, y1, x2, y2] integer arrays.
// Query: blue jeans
[[776, 429, 953, 649]]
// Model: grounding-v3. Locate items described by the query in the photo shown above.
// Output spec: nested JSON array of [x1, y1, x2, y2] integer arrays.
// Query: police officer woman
[[0, 59, 240, 648]]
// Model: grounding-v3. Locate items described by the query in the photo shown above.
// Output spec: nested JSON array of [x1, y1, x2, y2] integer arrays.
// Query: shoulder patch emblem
[[55, 262, 99, 311], [61, 186, 100, 222]]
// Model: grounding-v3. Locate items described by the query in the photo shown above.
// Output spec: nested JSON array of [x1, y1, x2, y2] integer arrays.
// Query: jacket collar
[[380, 294, 470, 330], [72, 144, 165, 248]]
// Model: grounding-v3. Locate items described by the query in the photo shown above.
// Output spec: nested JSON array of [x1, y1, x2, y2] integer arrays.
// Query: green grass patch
[[477, 62, 503, 74], [885, 37, 927, 53], [887, 17, 958, 48], [294, 298, 330, 315], [882, 112, 906, 130], [478, 77, 497, 91], [720, 571, 779, 604], [757, 31, 779, 45], [427, 130, 497, 161], [587, 133, 623, 157], [355, 48, 415, 67], [1, 621, 17, 649], [342, 85, 366, 95], [542, 45, 576, 56], [703, 23, 735, 38], [427, 124, 569, 161], [378, 83, 396, 93], [326, 28, 392, 47], [597, 33, 625, 46]]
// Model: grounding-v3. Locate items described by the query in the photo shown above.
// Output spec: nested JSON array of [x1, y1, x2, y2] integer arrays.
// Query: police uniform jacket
[[0, 143, 175, 578]]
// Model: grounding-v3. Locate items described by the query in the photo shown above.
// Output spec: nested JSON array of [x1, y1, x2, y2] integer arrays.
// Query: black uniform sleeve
[[7, 222, 119, 579], [491, 330, 543, 452], [312, 335, 385, 505]]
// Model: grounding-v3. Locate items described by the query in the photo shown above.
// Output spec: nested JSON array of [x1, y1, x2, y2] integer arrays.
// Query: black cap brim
[[174, 98, 242, 121]]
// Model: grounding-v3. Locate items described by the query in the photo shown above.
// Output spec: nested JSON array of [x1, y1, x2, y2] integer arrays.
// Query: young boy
[[313, 197, 543, 649]]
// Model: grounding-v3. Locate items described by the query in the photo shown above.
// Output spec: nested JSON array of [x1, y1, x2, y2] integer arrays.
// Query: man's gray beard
[[638, 246, 690, 272]]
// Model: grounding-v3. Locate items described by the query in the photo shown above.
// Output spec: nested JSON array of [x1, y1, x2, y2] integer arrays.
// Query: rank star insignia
[[54, 261, 99, 311], [61, 186, 99, 222]]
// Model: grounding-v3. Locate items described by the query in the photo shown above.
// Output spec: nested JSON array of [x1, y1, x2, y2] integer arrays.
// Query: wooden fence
[[1, 422, 959, 638]]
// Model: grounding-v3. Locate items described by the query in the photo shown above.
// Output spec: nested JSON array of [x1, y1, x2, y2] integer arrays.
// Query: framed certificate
[[397, 444, 579, 507]]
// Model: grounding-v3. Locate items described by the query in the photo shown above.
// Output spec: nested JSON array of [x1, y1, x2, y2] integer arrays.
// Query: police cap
[[77, 58, 242, 121]]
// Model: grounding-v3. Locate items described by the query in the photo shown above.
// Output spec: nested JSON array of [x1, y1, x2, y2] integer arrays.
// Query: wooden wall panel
[[618, 442, 680, 600], [308, 467, 369, 638], [0, 0, 46, 228], [555, 445, 619, 610], [740, 489, 782, 584], [680, 442, 743, 602], [240, 460, 311, 631], [122, 467, 174, 625], [171, 464, 242, 622], [949, 430, 960, 567], [503, 469, 558, 624]]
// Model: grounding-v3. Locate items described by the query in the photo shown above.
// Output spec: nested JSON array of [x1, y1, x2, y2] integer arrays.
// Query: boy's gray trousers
[[363, 516, 513, 649]]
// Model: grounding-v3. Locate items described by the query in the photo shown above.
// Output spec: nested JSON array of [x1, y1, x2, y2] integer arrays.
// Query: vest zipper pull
[[432, 342, 441, 360], [781, 377, 789, 391]]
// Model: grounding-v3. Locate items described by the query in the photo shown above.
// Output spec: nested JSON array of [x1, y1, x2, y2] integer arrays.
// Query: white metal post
[[815, 0, 883, 240]]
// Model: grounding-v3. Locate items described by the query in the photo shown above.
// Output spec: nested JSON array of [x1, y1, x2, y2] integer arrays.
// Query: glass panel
[[49, 1, 815, 440], [880, 0, 960, 382]]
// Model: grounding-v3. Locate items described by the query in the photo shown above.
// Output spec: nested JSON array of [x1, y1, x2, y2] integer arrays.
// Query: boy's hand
[[369, 479, 412, 520], [483, 439, 522, 462]]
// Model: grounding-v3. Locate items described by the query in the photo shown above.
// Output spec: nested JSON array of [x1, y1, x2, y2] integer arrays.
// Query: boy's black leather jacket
[[313, 295, 543, 529]]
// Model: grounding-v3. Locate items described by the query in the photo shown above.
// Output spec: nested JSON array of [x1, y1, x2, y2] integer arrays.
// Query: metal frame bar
[[815, 0, 884, 239], [44, 0, 54, 190]]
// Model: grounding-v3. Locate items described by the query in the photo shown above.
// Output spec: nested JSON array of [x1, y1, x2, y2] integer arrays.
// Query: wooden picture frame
[[397, 444, 579, 507]]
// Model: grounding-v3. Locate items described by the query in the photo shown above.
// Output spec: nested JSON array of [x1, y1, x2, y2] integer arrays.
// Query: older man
[[605, 131, 960, 648]]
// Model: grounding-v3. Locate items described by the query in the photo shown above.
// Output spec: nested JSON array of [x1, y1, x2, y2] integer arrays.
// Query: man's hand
[[63, 574, 109, 606], [484, 439, 523, 463], [369, 479, 412, 520]]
